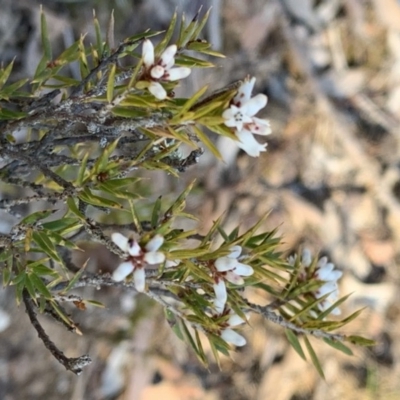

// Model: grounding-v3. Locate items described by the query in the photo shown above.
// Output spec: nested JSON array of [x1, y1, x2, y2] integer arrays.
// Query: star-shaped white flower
[[220, 312, 247, 347], [111, 233, 165, 292], [288, 249, 343, 316], [222, 76, 271, 157], [314, 256, 343, 315], [213, 245, 254, 314], [142, 39, 191, 100], [222, 94, 268, 133]]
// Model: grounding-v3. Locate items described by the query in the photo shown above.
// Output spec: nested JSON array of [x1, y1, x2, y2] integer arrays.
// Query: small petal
[[213, 280, 227, 305], [240, 94, 267, 117], [144, 251, 165, 265], [165, 259, 179, 268], [225, 271, 244, 285], [317, 262, 335, 280], [160, 44, 177, 67], [215, 256, 238, 272], [227, 313, 246, 327], [287, 255, 297, 266], [228, 245, 242, 259], [150, 65, 165, 79], [145, 234, 164, 252], [329, 270, 343, 281], [111, 232, 129, 252], [128, 241, 141, 257], [221, 329, 246, 346], [142, 39, 155, 67], [222, 106, 237, 122], [235, 129, 267, 157], [301, 248, 312, 268], [248, 117, 272, 136], [148, 82, 167, 100], [165, 57, 175, 70], [316, 281, 337, 298], [134, 268, 146, 292], [165, 67, 191, 81], [233, 76, 256, 105], [317, 256, 328, 269], [213, 298, 225, 314], [112, 261, 133, 282], [233, 263, 254, 277]]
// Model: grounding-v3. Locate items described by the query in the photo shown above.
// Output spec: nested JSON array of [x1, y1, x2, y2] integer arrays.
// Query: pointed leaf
[[29, 272, 52, 299], [107, 63, 116, 103], [304, 336, 325, 379], [193, 125, 221, 160], [32, 231, 62, 263], [155, 11, 178, 53], [40, 7, 52, 60], [285, 329, 306, 360], [323, 338, 353, 356], [0, 60, 14, 90]]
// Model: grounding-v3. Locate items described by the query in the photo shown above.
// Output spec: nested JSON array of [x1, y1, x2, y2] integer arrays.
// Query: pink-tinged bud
[[134, 268, 146, 292], [112, 261, 133, 282], [221, 329, 246, 346]]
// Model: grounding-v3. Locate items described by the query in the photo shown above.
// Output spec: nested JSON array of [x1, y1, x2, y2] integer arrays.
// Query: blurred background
[[1, 0, 400, 399]]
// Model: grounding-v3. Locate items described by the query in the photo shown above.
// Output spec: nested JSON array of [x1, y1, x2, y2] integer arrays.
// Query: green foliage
[[0, 8, 374, 376]]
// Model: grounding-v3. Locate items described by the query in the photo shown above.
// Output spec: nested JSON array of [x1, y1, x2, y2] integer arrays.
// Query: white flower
[[144, 234, 165, 264], [142, 39, 191, 100], [289, 249, 343, 316], [223, 95, 268, 133], [212, 246, 254, 314], [314, 256, 343, 315], [213, 280, 228, 314], [222, 76, 271, 157], [111, 233, 165, 292], [235, 129, 268, 157], [221, 329, 246, 347], [220, 312, 247, 347], [215, 245, 254, 285]]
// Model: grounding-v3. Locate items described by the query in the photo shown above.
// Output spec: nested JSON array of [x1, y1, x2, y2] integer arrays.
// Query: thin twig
[[23, 290, 91, 375]]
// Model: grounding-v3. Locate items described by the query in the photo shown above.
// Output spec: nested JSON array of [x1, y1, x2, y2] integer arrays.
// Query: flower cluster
[[111, 232, 165, 292], [141, 39, 191, 100], [220, 312, 248, 347], [222, 77, 272, 157], [212, 246, 254, 314], [290, 249, 343, 316]]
